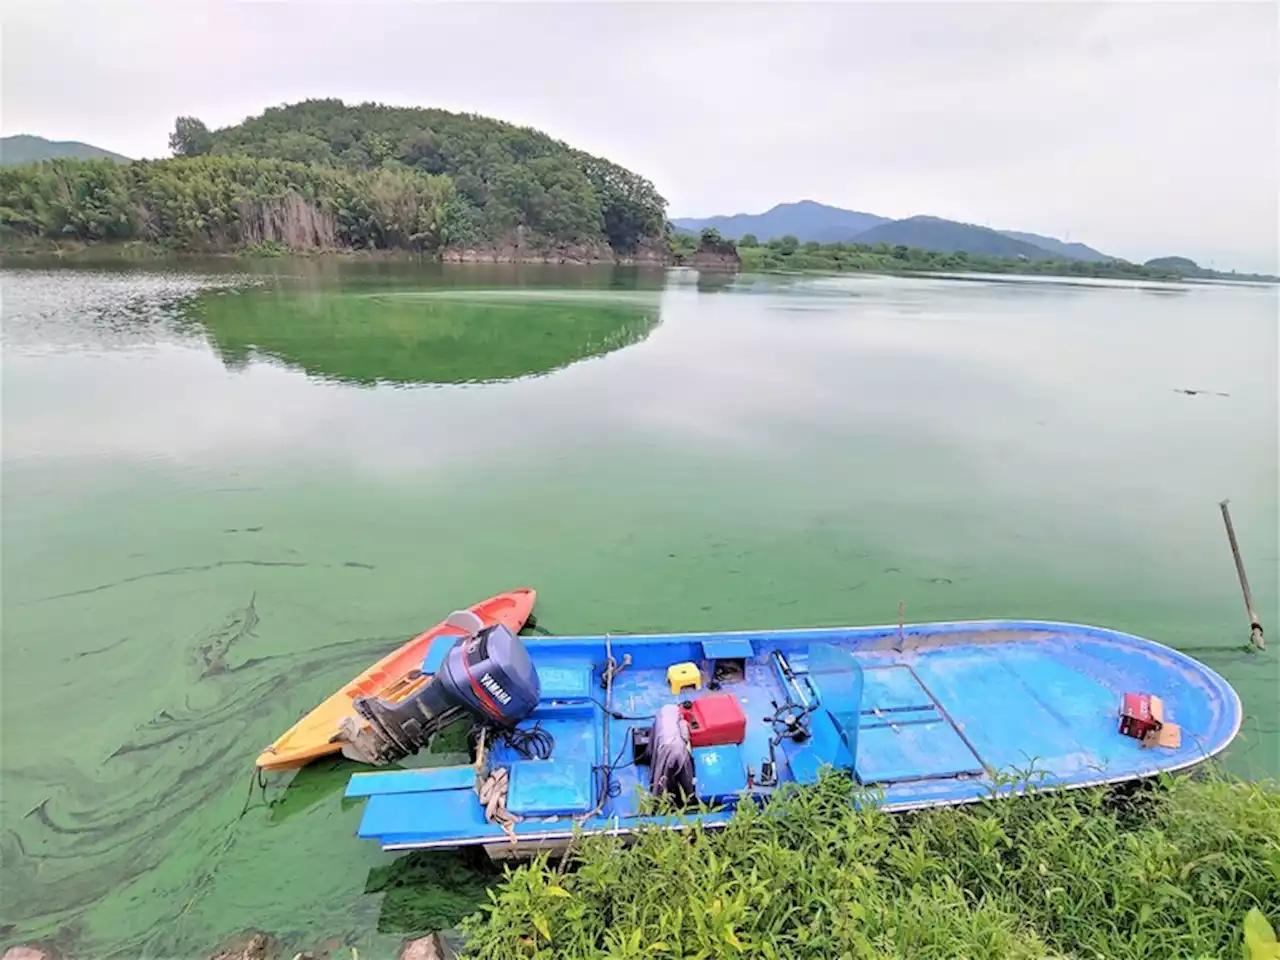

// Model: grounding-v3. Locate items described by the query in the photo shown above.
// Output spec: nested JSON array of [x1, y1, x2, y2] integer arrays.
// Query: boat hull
[[256, 588, 536, 771], [346, 619, 1242, 854]]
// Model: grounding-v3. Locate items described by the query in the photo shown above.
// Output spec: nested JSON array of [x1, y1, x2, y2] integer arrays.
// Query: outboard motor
[[339, 623, 540, 765]]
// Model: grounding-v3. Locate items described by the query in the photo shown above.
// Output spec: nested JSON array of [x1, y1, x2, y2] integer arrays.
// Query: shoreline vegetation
[[5, 772, 1271, 959], [672, 230, 1278, 283], [458, 772, 1280, 960], [4, 233, 1274, 286], [5, 226, 1276, 286]]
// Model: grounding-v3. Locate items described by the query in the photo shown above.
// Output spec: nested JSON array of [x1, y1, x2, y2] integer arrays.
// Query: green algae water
[[2, 261, 1276, 958]]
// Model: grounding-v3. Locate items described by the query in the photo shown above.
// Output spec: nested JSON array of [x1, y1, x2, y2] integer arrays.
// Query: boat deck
[[346, 620, 1241, 854]]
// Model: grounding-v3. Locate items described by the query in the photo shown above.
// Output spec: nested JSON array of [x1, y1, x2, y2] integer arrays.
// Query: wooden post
[[1219, 499, 1266, 650]]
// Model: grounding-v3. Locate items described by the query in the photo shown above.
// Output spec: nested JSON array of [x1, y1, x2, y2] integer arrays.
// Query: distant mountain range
[[673, 201, 1114, 262], [673, 200, 889, 245], [852, 216, 1063, 260], [997, 230, 1112, 263], [0, 134, 131, 165]]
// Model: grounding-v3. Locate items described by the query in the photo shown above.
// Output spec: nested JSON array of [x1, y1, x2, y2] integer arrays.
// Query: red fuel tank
[[680, 693, 747, 747]]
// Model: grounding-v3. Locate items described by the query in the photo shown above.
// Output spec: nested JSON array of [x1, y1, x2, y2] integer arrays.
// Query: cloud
[[2, 1, 1276, 271]]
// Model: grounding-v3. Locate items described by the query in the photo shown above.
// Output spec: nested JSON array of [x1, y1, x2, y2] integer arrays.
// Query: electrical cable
[[495, 722, 555, 760], [589, 696, 654, 721]]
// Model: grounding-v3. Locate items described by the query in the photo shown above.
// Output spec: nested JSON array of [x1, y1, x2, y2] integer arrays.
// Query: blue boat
[[343, 618, 1241, 857]]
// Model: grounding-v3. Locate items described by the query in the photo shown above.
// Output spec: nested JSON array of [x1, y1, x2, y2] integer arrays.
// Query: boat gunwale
[[384, 757, 1228, 856]]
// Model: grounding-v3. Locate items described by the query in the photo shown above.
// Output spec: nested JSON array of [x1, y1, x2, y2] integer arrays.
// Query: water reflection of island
[[196, 287, 662, 386]]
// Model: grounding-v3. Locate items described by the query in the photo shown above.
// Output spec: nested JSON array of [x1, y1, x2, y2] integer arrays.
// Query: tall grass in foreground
[[460, 772, 1280, 959]]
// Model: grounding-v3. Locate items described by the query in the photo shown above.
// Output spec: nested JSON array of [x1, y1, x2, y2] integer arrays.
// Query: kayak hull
[[256, 588, 535, 771], [345, 618, 1242, 855]]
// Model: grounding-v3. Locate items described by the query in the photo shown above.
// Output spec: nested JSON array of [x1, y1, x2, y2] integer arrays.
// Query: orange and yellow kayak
[[255, 588, 536, 771]]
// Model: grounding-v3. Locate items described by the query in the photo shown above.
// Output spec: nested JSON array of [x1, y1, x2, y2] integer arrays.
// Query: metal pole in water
[[1219, 499, 1266, 651]]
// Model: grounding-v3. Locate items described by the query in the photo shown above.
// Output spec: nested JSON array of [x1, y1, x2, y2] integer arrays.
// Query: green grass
[[459, 772, 1280, 959]]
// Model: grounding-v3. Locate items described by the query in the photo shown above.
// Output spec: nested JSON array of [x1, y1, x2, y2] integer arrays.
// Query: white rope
[[479, 766, 520, 838]]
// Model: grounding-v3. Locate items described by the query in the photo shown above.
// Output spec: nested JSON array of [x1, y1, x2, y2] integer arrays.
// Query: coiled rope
[[473, 727, 520, 840]]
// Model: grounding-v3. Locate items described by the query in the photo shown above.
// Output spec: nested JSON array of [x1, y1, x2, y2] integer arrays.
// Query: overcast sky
[[3, 1, 1277, 271]]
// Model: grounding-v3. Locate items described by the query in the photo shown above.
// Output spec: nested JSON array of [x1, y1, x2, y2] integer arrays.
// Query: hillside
[[672, 200, 888, 243], [0, 134, 130, 165], [852, 216, 1063, 259], [998, 230, 1113, 262], [673, 201, 1125, 262], [178, 99, 666, 252], [0, 155, 471, 252], [1144, 256, 1203, 274], [1143, 255, 1277, 283], [1, 101, 669, 256]]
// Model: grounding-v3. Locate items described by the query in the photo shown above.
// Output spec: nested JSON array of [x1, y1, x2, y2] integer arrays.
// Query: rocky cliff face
[[686, 250, 741, 271], [673, 232, 742, 272]]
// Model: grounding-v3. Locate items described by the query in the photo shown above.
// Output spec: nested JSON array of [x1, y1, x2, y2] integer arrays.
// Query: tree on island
[[169, 117, 212, 157]]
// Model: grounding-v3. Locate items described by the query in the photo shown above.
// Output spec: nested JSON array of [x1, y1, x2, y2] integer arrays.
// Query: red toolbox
[[680, 693, 747, 747]]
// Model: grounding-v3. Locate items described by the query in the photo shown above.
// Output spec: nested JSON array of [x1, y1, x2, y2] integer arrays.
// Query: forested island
[[0, 100, 667, 260]]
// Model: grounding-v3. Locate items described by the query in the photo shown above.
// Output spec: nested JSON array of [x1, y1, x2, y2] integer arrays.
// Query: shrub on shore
[[460, 771, 1280, 959]]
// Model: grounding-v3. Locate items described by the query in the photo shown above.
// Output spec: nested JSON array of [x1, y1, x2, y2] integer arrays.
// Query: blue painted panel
[[538, 663, 594, 701], [489, 711, 599, 767], [507, 759, 594, 816], [359, 788, 493, 841], [912, 649, 1093, 779], [860, 706, 939, 729], [346, 766, 475, 798], [861, 666, 933, 711], [693, 745, 747, 803], [857, 719, 983, 784], [421, 635, 459, 675], [530, 700, 594, 719], [701, 638, 754, 660]]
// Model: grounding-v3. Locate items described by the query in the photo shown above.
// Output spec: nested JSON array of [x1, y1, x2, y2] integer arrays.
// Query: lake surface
[[2, 261, 1277, 958]]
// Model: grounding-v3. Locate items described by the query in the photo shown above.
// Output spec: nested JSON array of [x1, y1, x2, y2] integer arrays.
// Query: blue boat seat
[[506, 758, 594, 816], [537, 663, 594, 702], [700, 638, 754, 661], [693, 744, 747, 803]]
